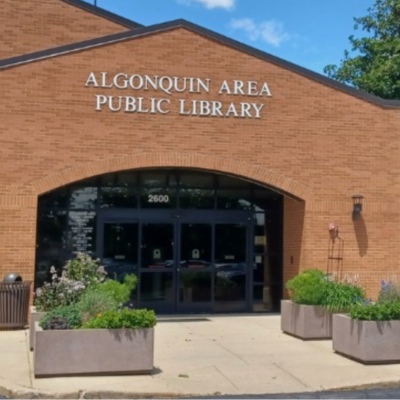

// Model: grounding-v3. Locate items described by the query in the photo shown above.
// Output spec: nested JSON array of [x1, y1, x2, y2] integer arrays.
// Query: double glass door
[[97, 211, 251, 313]]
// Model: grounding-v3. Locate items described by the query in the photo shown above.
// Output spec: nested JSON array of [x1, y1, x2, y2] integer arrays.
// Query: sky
[[82, 0, 375, 75]]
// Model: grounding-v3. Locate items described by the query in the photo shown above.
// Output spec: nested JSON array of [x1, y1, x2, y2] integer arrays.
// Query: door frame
[[96, 209, 254, 313]]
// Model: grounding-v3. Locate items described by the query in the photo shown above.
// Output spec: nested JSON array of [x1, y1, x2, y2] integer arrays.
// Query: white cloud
[[179, 0, 235, 10], [230, 18, 290, 47]]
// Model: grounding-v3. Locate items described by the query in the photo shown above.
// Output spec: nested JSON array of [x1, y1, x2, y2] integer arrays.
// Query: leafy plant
[[286, 269, 327, 305], [215, 275, 237, 289], [82, 308, 156, 329], [321, 280, 365, 312], [377, 280, 400, 302], [350, 301, 400, 321], [39, 304, 82, 330], [77, 289, 118, 324], [93, 274, 137, 304]]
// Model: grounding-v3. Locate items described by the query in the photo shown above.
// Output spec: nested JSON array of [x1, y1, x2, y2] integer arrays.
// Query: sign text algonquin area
[[85, 72, 272, 119]]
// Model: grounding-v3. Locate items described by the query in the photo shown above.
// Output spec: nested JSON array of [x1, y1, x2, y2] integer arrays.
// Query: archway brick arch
[[31, 152, 313, 202]]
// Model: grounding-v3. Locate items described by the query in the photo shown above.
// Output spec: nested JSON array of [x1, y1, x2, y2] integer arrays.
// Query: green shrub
[[94, 274, 137, 304], [350, 301, 400, 321], [77, 289, 118, 324], [286, 269, 327, 305], [122, 273, 138, 292], [82, 308, 156, 329], [39, 304, 82, 330], [321, 280, 365, 312]]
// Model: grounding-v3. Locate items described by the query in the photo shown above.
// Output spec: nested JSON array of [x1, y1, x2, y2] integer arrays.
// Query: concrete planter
[[280, 300, 332, 340], [332, 314, 400, 364], [34, 323, 154, 377], [29, 308, 46, 351]]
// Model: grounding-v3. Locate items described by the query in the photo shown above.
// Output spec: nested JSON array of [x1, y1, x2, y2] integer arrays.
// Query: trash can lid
[[3, 273, 23, 283]]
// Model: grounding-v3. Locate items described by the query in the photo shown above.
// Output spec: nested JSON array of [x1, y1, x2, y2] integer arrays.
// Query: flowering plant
[[378, 280, 400, 302], [62, 252, 107, 287], [348, 280, 400, 321], [34, 253, 107, 312]]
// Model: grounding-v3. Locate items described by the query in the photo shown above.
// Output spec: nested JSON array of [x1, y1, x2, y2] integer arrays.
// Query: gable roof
[[0, 17, 399, 109], [61, 0, 142, 29]]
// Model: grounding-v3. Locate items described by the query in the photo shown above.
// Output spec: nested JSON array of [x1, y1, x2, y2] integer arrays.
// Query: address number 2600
[[148, 194, 170, 203]]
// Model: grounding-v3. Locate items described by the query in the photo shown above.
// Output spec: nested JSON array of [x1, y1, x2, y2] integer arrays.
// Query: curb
[[0, 386, 199, 399], [2, 377, 400, 399], [0, 379, 203, 400]]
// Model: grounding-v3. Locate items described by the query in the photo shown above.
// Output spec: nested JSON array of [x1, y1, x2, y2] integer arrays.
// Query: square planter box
[[29, 308, 46, 351], [332, 314, 400, 364], [280, 300, 332, 340], [34, 323, 154, 377]]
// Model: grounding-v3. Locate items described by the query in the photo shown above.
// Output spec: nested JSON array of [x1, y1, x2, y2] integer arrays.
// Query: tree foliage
[[324, 0, 400, 99]]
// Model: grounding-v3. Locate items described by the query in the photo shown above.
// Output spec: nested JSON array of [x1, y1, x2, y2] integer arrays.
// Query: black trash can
[[0, 273, 32, 330]]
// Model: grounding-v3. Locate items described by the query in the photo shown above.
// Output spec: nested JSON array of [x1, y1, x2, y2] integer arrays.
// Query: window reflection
[[141, 223, 174, 268], [103, 223, 138, 281], [218, 175, 250, 189], [70, 187, 97, 209], [35, 209, 68, 287], [141, 171, 177, 187], [179, 172, 214, 188], [179, 189, 214, 209], [180, 224, 212, 267], [179, 271, 211, 303], [139, 272, 174, 302], [100, 187, 137, 208], [214, 224, 247, 311], [217, 189, 252, 210]]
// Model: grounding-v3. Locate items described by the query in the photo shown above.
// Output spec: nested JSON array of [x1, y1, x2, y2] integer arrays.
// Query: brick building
[[1, 0, 399, 313]]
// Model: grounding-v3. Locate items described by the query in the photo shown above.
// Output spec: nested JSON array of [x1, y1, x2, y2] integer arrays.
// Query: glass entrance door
[[98, 212, 251, 313], [138, 220, 213, 313], [214, 223, 248, 312], [98, 221, 138, 307], [139, 222, 175, 313], [177, 223, 213, 313]]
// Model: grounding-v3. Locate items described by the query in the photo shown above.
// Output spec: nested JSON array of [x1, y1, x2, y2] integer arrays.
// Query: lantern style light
[[352, 195, 364, 221]]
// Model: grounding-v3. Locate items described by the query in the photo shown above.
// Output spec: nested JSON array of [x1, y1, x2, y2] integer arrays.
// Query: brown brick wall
[[0, 0, 129, 60], [0, 27, 399, 298]]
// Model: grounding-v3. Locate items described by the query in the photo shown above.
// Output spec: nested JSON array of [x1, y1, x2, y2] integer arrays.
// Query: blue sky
[[83, 0, 375, 75]]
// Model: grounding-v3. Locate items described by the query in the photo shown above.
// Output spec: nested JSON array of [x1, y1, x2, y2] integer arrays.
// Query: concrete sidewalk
[[1, 315, 400, 399]]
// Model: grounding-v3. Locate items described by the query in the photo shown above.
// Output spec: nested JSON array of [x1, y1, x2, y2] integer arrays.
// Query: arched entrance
[[35, 168, 283, 313]]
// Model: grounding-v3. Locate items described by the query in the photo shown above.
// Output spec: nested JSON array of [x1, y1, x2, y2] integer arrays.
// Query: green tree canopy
[[324, 0, 400, 99]]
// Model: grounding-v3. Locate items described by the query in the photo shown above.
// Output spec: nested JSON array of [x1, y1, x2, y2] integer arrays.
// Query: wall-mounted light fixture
[[352, 195, 364, 221]]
